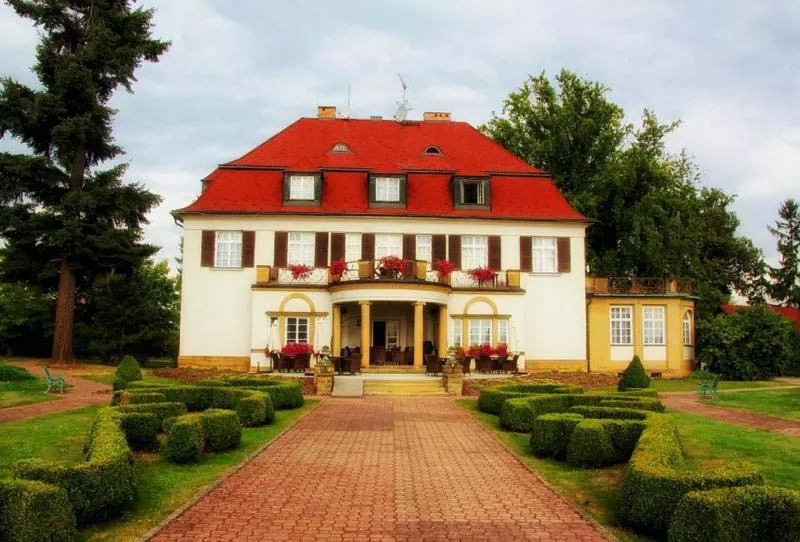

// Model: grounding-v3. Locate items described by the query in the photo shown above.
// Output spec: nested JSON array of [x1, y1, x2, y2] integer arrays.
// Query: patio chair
[[346, 354, 361, 374], [476, 355, 492, 374], [426, 354, 442, 375], [278, 354, 293, 373], [461, 356, 471, 374], [270, 351, 281, 372], [501, 354, 519, 374], [293, 353, 310, 372]]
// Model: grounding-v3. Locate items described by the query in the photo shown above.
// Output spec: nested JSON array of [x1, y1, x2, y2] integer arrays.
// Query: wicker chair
[[461, 356, 471, 374], [476, 354, 492, 373], [501, 354, 519, 374], [293, 353, 310, 372], [425, 354, 442, 375]]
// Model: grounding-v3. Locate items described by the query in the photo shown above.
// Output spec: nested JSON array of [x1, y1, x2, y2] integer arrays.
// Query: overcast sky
[[1, 0, 797, 268]]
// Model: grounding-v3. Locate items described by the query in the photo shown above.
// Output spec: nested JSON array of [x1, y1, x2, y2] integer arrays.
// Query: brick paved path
[[151, 397, 607, 541], [0, 360, 111, 424], [662, 392, 800, 438]]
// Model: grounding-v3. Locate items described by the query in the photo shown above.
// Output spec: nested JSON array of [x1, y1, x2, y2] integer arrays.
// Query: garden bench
[[697, 374, 719, 398], [42, 366, 65, 394]]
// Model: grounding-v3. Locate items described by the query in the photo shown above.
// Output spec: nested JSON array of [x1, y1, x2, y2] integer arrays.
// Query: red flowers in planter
[[379, 255, 409, 274], [495, 343, 508, 356], [329, 258, 346, 280], [282, 343, 313, 356], [467, 343, 507, 357], [433, 259, 455, 281], [468, 266, 497, 284], [288, 263, 313, 280]]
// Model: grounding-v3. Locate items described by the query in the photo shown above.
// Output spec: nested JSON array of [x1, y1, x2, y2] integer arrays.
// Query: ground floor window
[[683, 311, 693, 345], [469, 319, 492, 345], [610, 306, 632, 345], [497, 319, 509, 345], [386, 320, 399, 347], [452, 318, 463, 347], [285, 317, 309, 344], [643, 306, 665, 345]]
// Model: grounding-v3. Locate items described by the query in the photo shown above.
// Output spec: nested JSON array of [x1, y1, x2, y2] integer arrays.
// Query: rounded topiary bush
[[113, 355, 143, 390], [200, 409, 242, 452], [618, 355, 650, 391], [237, 392, 274, 426], [164, 415, 204, 464], [0, 362, 36, 381], [530, 413, 584, 459], [567, 420, 616, 467]]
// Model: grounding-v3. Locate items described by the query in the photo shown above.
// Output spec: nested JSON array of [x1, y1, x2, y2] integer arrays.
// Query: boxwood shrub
[[566, 419, 616, 467], [113, 355, 143, 390], [164, 414, 204, 464], [117, 391, 165, 405], [200, 409, 242, 452], [0, 362, 36, 381], [198, 378, 304, 409], [116, 411, 160, 451], [618, 355, 650, 391], [530, 413, 584, 459], [668, 485, 800, 542], [0, 478, 76, 542], [479, 383, 584, 416], [13, 408, 135, 526], [115, 402, 188, 425]]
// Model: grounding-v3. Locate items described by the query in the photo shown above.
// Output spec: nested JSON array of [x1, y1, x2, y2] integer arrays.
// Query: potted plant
[[433, 259, 456, 284], [282, 343, 313, 356], [468, 266, 497, 286], [329, 258, 346, 282], [379, 255, 409, 278], [288, 263, 313, 280], [493, 343, 508, 357]]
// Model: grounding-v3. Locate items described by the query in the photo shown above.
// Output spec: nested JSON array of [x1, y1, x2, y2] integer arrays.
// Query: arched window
[[423, 145, 442, 155], [330, 142, 351, 154], [682, 312, 693, 345]]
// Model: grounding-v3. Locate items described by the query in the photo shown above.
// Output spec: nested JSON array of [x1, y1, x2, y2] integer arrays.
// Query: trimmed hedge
[[13, 408, 135, 526], [479, 383, 584, 416], [116, 412, 160, 451], [164, 414, 204, 464], [597, 397, 665, 412], [668, 485, 800, 542], [115, 402, 187, 425], [0, 362, 36, 381], [566, 419, 616, 467], [117, 391, 165, 405], [618, 355, 650, 391], [200, 409, 242, 452], [530, 413, 584, 459], [618, 414, 763, 533], [0, 478, 76, 542], [197, 378, 304, 409], [113, 355, 142, 391]]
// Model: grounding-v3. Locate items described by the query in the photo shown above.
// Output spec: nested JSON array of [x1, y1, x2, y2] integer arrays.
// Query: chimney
[[317, 106, 336, 119], [423, 111, 451, 122]]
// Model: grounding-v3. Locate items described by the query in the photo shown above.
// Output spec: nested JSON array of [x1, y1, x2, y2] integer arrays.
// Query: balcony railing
[[255, 261, 521, 290], [586, 276, 693, 295]]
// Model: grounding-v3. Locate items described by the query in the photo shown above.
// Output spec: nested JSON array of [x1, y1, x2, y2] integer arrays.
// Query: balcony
[[586, 276, 693, 295], [254, 260, 522, 290]]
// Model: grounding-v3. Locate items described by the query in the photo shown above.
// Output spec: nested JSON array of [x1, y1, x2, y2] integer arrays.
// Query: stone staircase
[[362, 378, 448, 396]]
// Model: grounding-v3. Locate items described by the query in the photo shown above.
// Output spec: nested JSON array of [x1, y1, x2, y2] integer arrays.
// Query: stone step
[[331, 378, 363, 397], [363, 379, 447, 396]]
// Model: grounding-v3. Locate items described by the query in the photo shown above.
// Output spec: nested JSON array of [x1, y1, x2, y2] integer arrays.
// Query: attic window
[[423, 145, 442, 156], [331, 142, 351, 154]]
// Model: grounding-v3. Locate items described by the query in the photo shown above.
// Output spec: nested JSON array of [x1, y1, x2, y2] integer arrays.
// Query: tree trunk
[[51, 256, 75, 363]]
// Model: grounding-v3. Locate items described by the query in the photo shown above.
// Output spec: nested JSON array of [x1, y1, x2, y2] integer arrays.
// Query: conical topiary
[[618, 355, 650, 391], [114, 355, 143, 390]]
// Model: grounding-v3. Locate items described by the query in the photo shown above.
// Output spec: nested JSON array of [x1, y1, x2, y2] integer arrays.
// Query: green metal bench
[[697, 374, 719, 398], [43, 366, 65, 394]]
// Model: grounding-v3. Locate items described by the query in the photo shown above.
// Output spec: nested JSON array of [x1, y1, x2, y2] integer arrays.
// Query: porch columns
[[438, 304, 448, 355], [414, 301, 425, 368], [360, 301, 371, 368], [332, 304, 341, 356]]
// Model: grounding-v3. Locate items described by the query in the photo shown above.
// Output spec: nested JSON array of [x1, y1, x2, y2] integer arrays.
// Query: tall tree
[[482, 69, 765, 318], [0, 1, 169, 362], [767, 199, 800, 307]]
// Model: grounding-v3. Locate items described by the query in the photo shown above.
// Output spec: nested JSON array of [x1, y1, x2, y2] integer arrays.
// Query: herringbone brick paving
[[151, 397, 606, 541]]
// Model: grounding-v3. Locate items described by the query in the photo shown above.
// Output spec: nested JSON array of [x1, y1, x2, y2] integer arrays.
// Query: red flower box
[[494, 343, 508, 356], [468, 266, 497, 284], [433, 259, 456, 281], [282, 343, 313, 356], [288, 263, 313, 280], [379, 255, 409, 274], [329, 258, 346, 280]]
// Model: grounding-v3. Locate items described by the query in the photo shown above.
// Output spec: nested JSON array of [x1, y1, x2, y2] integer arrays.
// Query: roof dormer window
[[452, 176, 490, 210], [423, 145, 442, 156], [283, 172, 322, 206], [368, 174, 407, 208], [331, 142, 351, 154]]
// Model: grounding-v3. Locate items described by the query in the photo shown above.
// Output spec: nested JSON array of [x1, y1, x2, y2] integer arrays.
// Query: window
[[469, 319, 492, 345], [424, 145, 442, 155], [453, 177, 490, 209], [288, 175, 315, 200], [452, 319, 463, 347], [215, 231, 242, 268], [497, 319, 509, 345], [285, 317, 309, 344], [386, 321, 399, 347], [643, 306, 665, 345], [416, 234, 432, 267], [287, 232, 315, 266], [375, 233, 402, 259], [345, 233, 361, 269], [610, 306, 633, 345], [462, 235, 488, 269], [375, 177, 401, 202], [331, 142, 351, 153], [683, 312, 693, 345], [532, 237, 557, 273]]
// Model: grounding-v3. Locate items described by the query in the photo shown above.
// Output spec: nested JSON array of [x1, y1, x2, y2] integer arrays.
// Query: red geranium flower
[[288, 263, 313, 280], [433, 259, 455, 280]]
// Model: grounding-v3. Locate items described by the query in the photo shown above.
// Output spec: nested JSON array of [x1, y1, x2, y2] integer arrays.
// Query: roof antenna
[[337, 82, 351, 119], [394, 74, 412, 123]]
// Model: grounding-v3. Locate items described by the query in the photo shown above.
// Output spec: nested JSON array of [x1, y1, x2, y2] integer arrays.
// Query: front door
[[372, 321, 387, 347]]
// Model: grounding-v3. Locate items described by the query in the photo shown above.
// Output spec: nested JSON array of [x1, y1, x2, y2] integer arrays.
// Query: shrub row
[[196, 378, 305, 409], [668, 485, 800, 542], [164, 409, 242, 463], [0, 478, 76, 542], [12, 408, 136, 526], [477, 383, 584, 415], [0, 362, 35, 381]]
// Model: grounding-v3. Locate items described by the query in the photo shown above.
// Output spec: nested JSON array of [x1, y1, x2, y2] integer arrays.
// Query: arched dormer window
[[423, 145, 442, 156], [330, 142, 352, 154], [682, 312, 693, 345]]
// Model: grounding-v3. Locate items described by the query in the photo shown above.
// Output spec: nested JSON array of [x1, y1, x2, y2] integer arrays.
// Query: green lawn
[[0, 379, 61, 409], [711, 389, 800, 421], [77, 368, 177, 387], [594, 379, 784, 393]]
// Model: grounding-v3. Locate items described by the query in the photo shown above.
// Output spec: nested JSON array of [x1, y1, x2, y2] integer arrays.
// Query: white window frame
[[345, 233, 361, 270], [497, 319, 509, 345], [416, 234, 432, 269], [452, 318, 463, 348], [643, 306, 666, 345], [375, 233, 402, 259], [610, 306, 633, 346], [469, 319, 492, 346], [462, 235, 488, 270], [288, 174, 315, 200], [532, 237, 557, 273], [374, 176, 402, 202], [683, 312, 693, 346], [285, 317, 309, 344], [214, 231, 242, 268], [386, 320, 400, 348], [287, 232, 315, 266]]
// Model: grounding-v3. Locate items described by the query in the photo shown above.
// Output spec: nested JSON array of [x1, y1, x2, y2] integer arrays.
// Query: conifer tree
[[767, 199, 800, 308], [0, 1, 169, 362]]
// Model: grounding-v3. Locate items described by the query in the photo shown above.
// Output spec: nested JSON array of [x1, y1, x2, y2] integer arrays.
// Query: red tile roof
[[721, 304, 800, 331], [177, 117, 587, 221]]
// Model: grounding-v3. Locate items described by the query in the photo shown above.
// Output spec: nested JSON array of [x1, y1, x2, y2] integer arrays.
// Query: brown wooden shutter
[[432, 234, 446, 263], [488, 235, 501, 270], [314, 232, 328, 267], [448, 235, 462, 270], [273, 231, 288, 267], [519, 236, 532, 272], [403, 234, 416, 261], [201, 231, 215, 267], [242, 231, 255, 268], [362, 233, 375, 261], [557, 237, 571, 273], [330, 233, 345, 262]]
